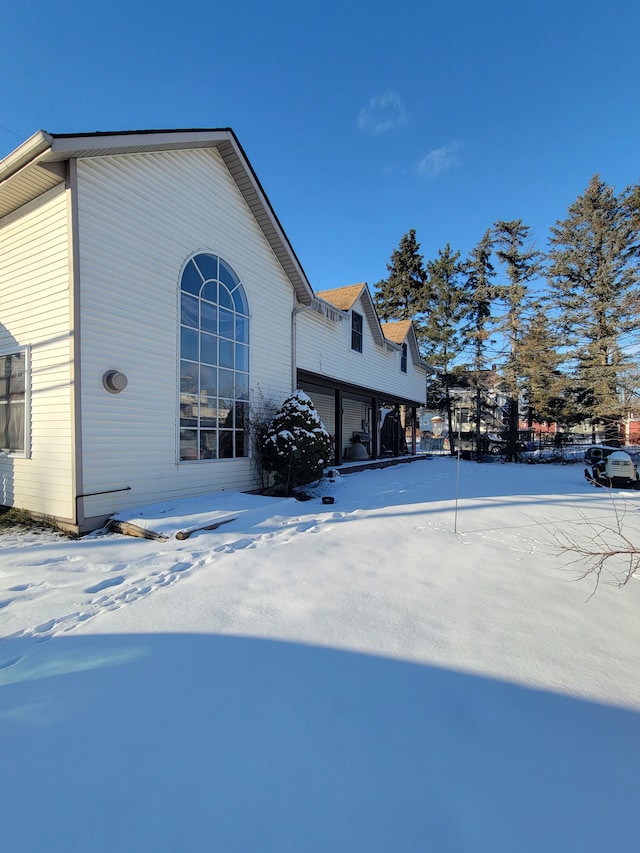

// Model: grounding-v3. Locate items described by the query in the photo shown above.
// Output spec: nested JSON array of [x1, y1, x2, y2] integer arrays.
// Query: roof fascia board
[[217, 131, 314, 305], [356, 286, 385, 346], [47, 128, 232, 157], [1, 127, 315, 304], [0, 130, 53, 183]]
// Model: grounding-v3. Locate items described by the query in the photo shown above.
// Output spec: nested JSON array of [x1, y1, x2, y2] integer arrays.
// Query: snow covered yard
[[1, 458, 640, 852]]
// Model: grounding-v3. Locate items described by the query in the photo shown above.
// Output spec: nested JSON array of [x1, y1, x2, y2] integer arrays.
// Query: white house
[[296, 283, 429, 462], [0, 128, 429, 532]]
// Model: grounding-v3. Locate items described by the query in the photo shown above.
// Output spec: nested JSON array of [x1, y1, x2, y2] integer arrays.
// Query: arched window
[[179, 254, 250, 461]]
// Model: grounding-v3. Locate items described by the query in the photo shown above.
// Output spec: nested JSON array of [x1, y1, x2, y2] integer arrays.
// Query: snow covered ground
[[2, 457, 640, 852]]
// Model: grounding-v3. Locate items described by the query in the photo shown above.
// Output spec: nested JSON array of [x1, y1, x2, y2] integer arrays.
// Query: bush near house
[[260, 390, 332, 494]]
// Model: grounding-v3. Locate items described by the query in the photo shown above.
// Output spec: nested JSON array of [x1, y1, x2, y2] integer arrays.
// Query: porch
[[334, 453, 431, 476], [297, 369, 423, 467]]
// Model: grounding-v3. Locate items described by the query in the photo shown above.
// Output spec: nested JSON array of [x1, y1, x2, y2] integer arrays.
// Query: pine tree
[[373, 229, 427, 322], [546, 175, 640, 441], [260, 390, 332, 493], [517, 301, 567, 426], [422, 244, 466, 454], [460, 231, 498, 457], [462, 229, 496, 376], [493, 220, 543, 459], [493, 220, 543, 393]]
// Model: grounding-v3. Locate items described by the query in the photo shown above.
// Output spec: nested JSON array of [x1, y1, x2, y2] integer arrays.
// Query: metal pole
[[454, 409, 461, 534]]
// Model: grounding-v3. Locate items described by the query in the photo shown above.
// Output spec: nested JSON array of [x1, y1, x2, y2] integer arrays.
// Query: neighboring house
[[444, 371, 511, 436], [0, 128, 428, 532], [296, 284, 429, 463]]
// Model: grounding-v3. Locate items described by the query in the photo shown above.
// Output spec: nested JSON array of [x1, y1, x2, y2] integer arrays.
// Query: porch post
[[371, 397, 378, 459], [411, 406, 417, 454], [334, 389, 343, 465]]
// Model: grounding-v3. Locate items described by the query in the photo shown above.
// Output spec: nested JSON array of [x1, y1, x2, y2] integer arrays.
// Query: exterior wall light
[[102, 369, 128, 394]]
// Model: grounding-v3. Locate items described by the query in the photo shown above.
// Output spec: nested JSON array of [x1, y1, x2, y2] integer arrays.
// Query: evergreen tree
[[460, 230, 497, 457], [260, 390, 332, 494], [517, 301, 567, 426], [422, 244, 466, 454], [546, 175, 640, 440], [462, 229, 496, 376], [623, 180, 640, 239], [373, 229, 427, 322], [493, 220, 543, 459], [493, 219, 543, 393]]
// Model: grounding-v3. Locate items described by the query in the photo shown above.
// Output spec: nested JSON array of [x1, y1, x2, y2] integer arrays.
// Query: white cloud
[[416, 142, 461, 178], [358, 90, 408, 134]]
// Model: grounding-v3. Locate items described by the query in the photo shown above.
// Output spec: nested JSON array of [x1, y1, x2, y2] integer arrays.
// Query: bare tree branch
[[542, 494, 640, 599]]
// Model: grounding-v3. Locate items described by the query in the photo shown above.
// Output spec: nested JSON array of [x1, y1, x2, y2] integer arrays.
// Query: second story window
[[351, 311, 363, 353], [401, 342, 407, 373]]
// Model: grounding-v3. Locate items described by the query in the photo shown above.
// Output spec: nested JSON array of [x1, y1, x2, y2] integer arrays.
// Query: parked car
[[455, 431, 526, 456], [584, 445, 640, 489]]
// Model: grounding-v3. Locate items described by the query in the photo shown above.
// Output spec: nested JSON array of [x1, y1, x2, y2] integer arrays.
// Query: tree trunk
[[475, 385, 482, 460], [445, 384, 456, 457], [507, 397, 519, 462]]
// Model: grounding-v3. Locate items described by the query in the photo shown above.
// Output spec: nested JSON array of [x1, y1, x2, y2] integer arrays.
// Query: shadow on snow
[[1, 632, 639, 853]]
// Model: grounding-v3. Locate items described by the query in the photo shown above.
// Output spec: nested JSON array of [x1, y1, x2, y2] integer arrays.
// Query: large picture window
[[0, 349, 27, 454], [179, 254, 250, 461]]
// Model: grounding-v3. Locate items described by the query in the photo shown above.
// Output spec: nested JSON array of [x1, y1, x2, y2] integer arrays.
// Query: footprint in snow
[[228, 538, 256, 550], [296, 521, 321, 533], [85, 575, 126, 594]]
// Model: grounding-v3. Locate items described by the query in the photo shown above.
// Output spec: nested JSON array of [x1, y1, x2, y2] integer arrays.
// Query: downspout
[[67, 157, 86, 529]]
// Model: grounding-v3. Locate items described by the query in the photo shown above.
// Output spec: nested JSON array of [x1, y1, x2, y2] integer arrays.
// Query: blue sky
[[2, 0, 639, 291]]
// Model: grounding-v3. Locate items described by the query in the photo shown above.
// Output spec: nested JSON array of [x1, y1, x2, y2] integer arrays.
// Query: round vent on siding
[[102, 370, 128, 394]]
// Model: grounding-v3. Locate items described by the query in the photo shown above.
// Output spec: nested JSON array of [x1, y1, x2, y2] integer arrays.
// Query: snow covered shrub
[[260, 390, 332, 493]]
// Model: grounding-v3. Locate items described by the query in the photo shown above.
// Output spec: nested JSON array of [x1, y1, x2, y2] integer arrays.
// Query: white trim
[[0, 344, 31, 458], [177, 251, 251, 464], [351, 309, 364, 354], [0, 182, 66, 229]]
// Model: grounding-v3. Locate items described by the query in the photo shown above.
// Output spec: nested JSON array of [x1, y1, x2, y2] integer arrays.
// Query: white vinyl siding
[[0, 187, 74, 518], [342, 399, 368, 455], [311, 393, 335, 436], [75, 148, 295, 519], [297, 298, 427, 404]]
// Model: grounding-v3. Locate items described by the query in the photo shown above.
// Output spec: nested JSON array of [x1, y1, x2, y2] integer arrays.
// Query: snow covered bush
[[260, 390, 332, 494]]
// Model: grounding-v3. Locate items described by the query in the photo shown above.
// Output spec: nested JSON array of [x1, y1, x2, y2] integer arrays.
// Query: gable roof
[[0, 128, 314, 305], [316, 282, 386, 346], [380, 319, 413, 345], [316, 283, 366, 311], [381, 319, 432, 374]]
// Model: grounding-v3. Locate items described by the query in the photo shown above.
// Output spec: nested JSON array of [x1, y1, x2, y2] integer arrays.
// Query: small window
[[0, 349, 27, 454], [351, 311, 363, 353], [401, 342, 408, 373]]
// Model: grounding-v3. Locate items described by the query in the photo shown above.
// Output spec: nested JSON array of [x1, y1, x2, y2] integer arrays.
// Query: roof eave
[[0, 130, 53, 183], [0, 128, 315, 305]]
